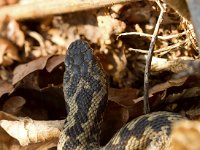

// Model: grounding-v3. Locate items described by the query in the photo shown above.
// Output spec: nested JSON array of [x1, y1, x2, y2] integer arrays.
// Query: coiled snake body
[[58, 40, 184, 150]]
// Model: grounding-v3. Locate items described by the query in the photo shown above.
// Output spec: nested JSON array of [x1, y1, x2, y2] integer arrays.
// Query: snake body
[[58, 40, 184, 150]]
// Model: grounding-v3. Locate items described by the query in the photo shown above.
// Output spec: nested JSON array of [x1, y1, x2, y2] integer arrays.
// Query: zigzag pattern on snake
[[57, 39, 184, 150]]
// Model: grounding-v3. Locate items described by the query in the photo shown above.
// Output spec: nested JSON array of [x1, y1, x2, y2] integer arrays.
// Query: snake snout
[[65, 40, 95, 76]]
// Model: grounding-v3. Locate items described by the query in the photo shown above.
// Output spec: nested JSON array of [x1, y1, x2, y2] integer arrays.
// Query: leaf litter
[[0, 0, 200, 149]]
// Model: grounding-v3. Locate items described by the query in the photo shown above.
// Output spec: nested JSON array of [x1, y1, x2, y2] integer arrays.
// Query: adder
[[57, 39, 184, 150]]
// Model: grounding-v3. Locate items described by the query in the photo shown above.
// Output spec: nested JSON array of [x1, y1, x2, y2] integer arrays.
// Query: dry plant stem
[[129, 39, 189, 54], [155, 39, 189, 54], [144, 0, 166, 114], [0, 0, 140, 20], [118, 31, 187, 40]]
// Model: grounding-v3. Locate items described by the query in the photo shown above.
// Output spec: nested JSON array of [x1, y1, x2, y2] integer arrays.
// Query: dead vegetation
[[0, 0, 200, 149]]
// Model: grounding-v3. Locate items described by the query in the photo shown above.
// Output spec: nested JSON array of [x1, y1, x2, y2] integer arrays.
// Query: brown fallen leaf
[[166, 87, 200, 103], [149, 77, 188, 93], [101, 101, 129, 145], [0, 111, 18, 146], [134, 77, 188, 103], [172, 120, 200, 150], [2, 96, 26, 115], [19, 139, 58, 150], [163, 0, 190, 20], [150, 57, 189, 73], [0, 118, 64, 146], [108, 88, 139, 107], [45, 55, 64, 72], [108, 88, 143, 118], [0, 37, 20, 66], [0, 81, 13, 98], [0, 111, 18, 121], [12, 55, 52, 85], [117, 1, 151, 24], [172, 60, 200, 79], [0, 17, 24, 47]]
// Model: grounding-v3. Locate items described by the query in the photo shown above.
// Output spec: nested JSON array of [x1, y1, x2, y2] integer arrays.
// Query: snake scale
[[57, 40, 184, 150]]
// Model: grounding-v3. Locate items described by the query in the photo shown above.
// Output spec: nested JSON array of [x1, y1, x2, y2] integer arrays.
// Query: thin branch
[[0, 0, 140, 20], [155, 39, 189, 53], [118, 31, 187, 40], [128, 39, 189, 54], [143, 0, 166, 114], [129, 48, 149, 53]]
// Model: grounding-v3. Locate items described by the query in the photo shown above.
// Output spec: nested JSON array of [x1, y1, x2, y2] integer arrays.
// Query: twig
[[129, 48, 149, 53], [128, 39, 189, 54], [118, 31, 187, 40], [156, 39, 189, 54], [0, 0, 139, 20], [143, 0, 166, 114]]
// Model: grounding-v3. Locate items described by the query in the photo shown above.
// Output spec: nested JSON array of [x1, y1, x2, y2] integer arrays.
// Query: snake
[[57, 39, 184, 150]]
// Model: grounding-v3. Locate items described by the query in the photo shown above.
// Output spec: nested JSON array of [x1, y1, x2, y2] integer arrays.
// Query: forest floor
[[0, 0, 199, 149]]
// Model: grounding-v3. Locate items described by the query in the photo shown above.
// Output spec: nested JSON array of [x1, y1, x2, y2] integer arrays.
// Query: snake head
[[63, 39, 107, 98], [65, 39, 96, 77], [60, 39, 108, 150]]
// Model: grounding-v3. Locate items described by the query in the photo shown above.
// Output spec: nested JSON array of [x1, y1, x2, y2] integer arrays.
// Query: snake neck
[[59, 40, 108, 150]]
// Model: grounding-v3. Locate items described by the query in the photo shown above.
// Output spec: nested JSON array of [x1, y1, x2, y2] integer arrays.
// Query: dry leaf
[[0, 37, 20, 66], [12, 55, 52, 85], [0, 118, 64, 146], [134, 77, 188, 103], [150, 77, 188, 93], [108, 88, 144, 118], [0, 111, 18, 121], [3, 96, 26, 115], [108, 88, 139, 107], [0, 111, 18, 145], [101, 101, 129, 145], [20, 139, 57, 150], [0, 81, 13, 98], [166, 87, 200, 103], [150, 57, 189, 73], [0, 17, 24, 47], [172, 120, 200, 150], [163, 0, 190, 20], [46, 55, 64, 72]]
